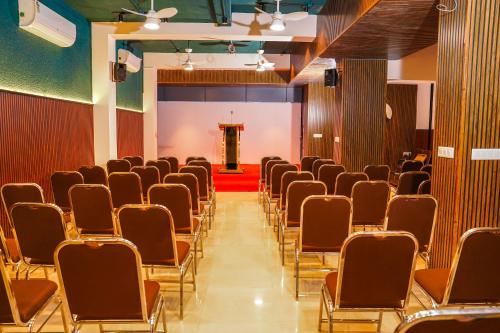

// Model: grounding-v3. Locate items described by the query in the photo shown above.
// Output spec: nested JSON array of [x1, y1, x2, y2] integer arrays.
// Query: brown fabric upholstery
[[188, 160, 214, 190], [270, 164, 297, 197], [301, 196, 351, 253], [148, 184, 193, 234], [414, 268, 449, 304], [318, 165, 346, 194], [185, 156, 206, 164], [108, 173, 143, 208], [5, 238, 20, 262], [397, 171, 430, 195], [260, 156, 281, 180], [50, 172, 84, 211], [265, 160, 288, 188], [386, 196, 436, 252], [10, 204, 66, 265], [335, 233, 417, 308], [1, 183, 44, 224], [193, 202, 205, 216], [131, 166, 160, 199], [286, 181, 326, 227], [78, 165, 108, 186], [280, 172, 314, 210], [334, 172, 369, 198], [420, 164, 432, 175], [300, 156, 320, 173], [402, 160, 424, 173], [396, 311, 500, 333], [325, 272, 338, 300], [106, 159, 131, 174], [180, 166, 209, 201], [364, 165, 390, 181], [311, 159, 335, 180], [146, 160, 171, 182], [159, 156, 179, 173], [418, 180, 431, 195], [352, 181, 390, 226], [123, 156, 144, 167], [70, 185, 115, 235]]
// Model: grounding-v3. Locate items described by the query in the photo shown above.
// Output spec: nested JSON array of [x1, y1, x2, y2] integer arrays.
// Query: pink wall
[[157, 101, 301, 164]]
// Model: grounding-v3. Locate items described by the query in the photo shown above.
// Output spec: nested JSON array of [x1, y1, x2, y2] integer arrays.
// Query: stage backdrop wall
[[157, 101, 301, 164]]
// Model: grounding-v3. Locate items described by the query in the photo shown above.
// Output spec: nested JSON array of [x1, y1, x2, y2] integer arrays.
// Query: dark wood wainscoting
[[117, 109, 144, 159]]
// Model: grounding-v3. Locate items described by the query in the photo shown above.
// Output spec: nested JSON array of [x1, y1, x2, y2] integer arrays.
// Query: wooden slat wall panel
[[431, 0, 500, 267], [0, 90, 94, 235], [384, 84, 418, 170], [117, 109, 144, 159], [415, 129, 434, 151], [158, 70, 290, 85]]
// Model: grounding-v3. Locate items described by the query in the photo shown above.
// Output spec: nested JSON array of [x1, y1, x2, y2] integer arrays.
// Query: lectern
[[218, 123, 244, 174]]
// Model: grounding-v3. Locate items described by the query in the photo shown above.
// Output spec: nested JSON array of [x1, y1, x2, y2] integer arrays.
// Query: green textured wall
[[0, 0, 91, 102], [116, 41, 143, 112]]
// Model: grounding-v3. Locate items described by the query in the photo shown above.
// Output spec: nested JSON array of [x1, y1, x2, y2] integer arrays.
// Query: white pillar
[[143, 67, 158, 161]]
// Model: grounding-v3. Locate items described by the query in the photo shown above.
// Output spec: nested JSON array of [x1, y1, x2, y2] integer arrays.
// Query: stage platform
[[213, 164, 259, 192]]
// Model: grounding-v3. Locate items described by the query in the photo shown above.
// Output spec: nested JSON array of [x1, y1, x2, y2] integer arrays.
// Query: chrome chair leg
[[318, 292, 324, 331], [161, 298, 168, 333], [295, 241, 300, 300], [376, 312, 383, 332], [179, 269, 184, 320]]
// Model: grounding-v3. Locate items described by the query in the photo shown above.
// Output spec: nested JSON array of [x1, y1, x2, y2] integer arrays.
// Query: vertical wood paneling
[[0, 90, 94, 234], [116, 109, 144, 158], [157, 70, 290, 85]]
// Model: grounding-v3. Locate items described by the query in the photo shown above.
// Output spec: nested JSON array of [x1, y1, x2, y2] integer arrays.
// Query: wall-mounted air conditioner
[[18, 0, 77, 47], [118, 49, 142, 73]]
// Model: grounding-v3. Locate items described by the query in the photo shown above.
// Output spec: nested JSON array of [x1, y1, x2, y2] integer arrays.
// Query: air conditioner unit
[[18, 0, 77, 48], [117, 49, 142, 73]]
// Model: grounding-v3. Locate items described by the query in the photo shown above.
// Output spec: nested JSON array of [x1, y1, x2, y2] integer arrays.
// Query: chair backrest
[[164, 173, 201, 214], [312, 159, 336, 180], [131, 166, 160, 198], [106, 159, 131, 174], [363, 165, 390, 181], [148, 184, 193, 234], [318, 164, 346, 194], [1, 183, 44, 226], [50, 171, 84, 211], [395, 308, 500, 333], [336, 231, 418, 309], [401, 160, 424, 173], [334, 172, 369, 198], [179, 166, 209, 201], [418, 180, 431, 194], [123, 156, 144, 167], [385, 195, 437, 254], [351, 181, 391, 226], [108, 172, 143, 208], [265, 160, 288, 188], [159, 156, 179, 173], [10, 203, 67, 265], [270, 163, 297, 197], [280, 171, 314, 210], [188, 160, 213, 189], [78, 165, 108, 186], [300, 195, 351, 253], [55, 238, 148, 322], [185, 156, 206, 164], [69, 184, 115, 235], [420, 164, 432, 175], [145, 160, 171, 182], [118, 205, 178, 267], [397, 171, 430, 195], [285, 181, 327, 225], [443, 228, 500, 306], [260, 156, 281, 180], [300, 156, 320, 173]]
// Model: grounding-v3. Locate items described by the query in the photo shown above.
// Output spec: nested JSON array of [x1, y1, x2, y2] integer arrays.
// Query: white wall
[[157, 101, 302, 164]]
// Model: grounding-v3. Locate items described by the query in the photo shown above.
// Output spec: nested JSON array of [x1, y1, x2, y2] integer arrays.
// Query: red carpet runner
[[213, 164, 259, 192]]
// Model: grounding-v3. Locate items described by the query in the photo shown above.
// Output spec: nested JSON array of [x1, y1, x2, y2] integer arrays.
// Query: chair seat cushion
[[176, 218, 200, 234], [414, 268, 450, 304], [175, 241, 191, 264], [325, 272, 338, 299], [193, 203, 205, 215], [5, 238, 20, 263], [144, 280, 161, 318], [9, 279, 58, 323], [287, 220, 300, 228]]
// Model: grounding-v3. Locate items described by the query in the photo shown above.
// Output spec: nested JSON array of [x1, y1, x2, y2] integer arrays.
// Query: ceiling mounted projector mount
[[121, 0, 178, 30], [255, 0, 309, 31]]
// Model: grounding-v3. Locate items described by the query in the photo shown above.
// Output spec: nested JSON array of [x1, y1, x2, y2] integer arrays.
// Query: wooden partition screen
[[117, 109, 144, 159]]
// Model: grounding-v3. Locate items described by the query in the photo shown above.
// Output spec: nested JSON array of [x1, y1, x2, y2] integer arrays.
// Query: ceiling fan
[[199, 40, 250, 54], [121, 0, 178, 30], [255, 0, 309, 31], [245, 49, 275, 72]]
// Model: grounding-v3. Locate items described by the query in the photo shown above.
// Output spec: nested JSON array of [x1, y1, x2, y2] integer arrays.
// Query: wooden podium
[[218, 123, 244, 174]]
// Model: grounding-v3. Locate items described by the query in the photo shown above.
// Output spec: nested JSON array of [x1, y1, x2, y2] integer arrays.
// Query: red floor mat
[[212, 164, 260, 192]]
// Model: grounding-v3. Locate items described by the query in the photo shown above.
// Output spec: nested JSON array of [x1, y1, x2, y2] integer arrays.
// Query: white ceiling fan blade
[[254, 7, 271, 15], [155, 7, 178, 19], [284, 11, 309, 21], [121, 8, 146, 17], [244, 64, 257, 66]]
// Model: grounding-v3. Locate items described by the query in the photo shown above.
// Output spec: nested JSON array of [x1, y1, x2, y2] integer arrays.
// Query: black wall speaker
[[324, 68, 339, 87], [112, 63, 127, 83]]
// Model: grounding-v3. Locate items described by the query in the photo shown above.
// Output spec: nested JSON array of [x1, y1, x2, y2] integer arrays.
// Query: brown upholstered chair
[[148, 184, 203, 272], [300, 156, 320, 173], [106, 159, 131, 174], [117, 205, 195, 319], [108, 172, 143, 208], [69, 184, 116, 236], [319, 231, 418, 333], [10, 203, 68, 277], [185, 156, 206, 164], [123, 156, 144, 167], [179, 166, 213, 229], [420, 164, 432, 175], [318, 165, 346, 194], [188, 160, 215, 195], [258, 156, 281, 203], [146, 160, 171, 182], [295, 195, 351, 299], [334, 172, 369, 198], [397, 171, 430, 195], [159, 156, 179, 173], [279, 181, 327, 265], [78, 165, 108, 186], [263, 160, 288, 216], [414, 227, 500, 308], [131, 166, 160, 200], [401, 160, 424, 173], [267, 163, 297, 226], [418, 180, 431, 195], [0, 229, 19, 268], [312, 159, 336, 180], [50, 171, 84, 213], [395, 308, 500, 333], [54, 238, 167, 332], [351, 181, 391, 229], [0, 249, 66, 332], [364, 165, 390, 182]]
